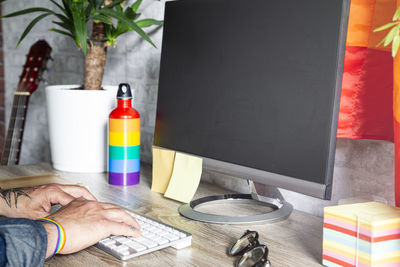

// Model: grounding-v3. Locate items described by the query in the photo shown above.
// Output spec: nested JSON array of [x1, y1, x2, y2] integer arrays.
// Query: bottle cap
[[117, 83, 133, 99]]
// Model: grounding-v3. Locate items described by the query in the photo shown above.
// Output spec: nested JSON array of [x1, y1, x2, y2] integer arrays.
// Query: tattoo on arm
[[0, 187, 31, 208]]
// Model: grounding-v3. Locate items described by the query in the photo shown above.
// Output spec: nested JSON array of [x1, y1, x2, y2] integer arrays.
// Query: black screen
[[154, 0, 348, 186]]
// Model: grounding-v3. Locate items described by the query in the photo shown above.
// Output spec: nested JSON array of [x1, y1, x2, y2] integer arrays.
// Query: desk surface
[[0, 163, 324, 267]]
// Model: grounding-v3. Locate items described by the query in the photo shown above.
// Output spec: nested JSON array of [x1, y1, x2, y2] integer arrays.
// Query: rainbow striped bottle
[[108, 83, 140, 186]]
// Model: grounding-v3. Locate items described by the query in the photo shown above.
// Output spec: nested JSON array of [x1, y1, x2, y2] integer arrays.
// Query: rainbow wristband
[[37, 218, 66, 257]]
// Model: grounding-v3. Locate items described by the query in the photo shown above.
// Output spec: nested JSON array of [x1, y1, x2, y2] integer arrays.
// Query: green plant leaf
[[393, 35, 400, 57], [136, 19, 163, 28], [17, 13, 52, 46], [384, 25, 398, 46], [105, 0, 125, 8], [62, 0, 73, 16], [97, 8, 155, 47], [125, 7, 140, 20], [1, 8, 53, 18], [91, 14, 112, 24], [85, 1, 94, 18], [131, 0, 142, 12], [374, 22, 398, 32], [92, 0, 104, 10], [49, 28, 74, 38], [52, 20, 74, 33], [50, 0, 69, 16], [393, 6, 400, 21], [70, 2, 88, 55], [53, 12, 74, 28], [376, 35, 388, 47]]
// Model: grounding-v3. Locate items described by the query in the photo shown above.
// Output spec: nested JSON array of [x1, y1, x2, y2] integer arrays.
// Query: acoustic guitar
[[1, 40, 52, 165]]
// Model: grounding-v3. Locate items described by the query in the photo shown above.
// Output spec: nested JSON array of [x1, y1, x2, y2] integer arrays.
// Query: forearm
[[0, 218, 47, 266], [38, 221, 59, 258], [0, 187, 31, 218]]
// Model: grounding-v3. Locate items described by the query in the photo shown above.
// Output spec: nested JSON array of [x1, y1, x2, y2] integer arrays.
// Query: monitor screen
[[154, 0, 349, 199]]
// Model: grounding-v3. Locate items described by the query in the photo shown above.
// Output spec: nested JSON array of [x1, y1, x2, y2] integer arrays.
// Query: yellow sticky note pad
[[164, 152, 203, 203], [151, 146, 176, 193]]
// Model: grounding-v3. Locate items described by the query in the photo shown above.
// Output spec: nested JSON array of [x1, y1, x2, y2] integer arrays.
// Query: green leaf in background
[[377, 35, 388, 47], [131, 0, 143, 13], [1, 8, 54, 18], [374, 22, 398, 32], [17, 13, 52, 46], [392, 35, 400, 57], [97, 8, 155, 47], [136, 18, 163, 28], [384, 25, 398, 46], [393, 6, 400, 21]]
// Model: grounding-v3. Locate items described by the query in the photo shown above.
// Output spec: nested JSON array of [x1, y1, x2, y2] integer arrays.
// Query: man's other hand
[[0, 184, 96, 219]]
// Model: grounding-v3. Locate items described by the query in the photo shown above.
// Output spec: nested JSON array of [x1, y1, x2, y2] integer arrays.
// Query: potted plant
[[1, 0, 162, 172]]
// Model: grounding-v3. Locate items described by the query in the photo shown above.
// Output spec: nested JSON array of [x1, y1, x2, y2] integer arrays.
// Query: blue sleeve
[[0, 234, 6, 266], [0, 218, 47, 267]]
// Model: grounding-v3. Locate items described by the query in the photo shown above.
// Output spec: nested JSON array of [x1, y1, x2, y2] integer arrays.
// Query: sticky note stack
[[323, 202, 400, 267]]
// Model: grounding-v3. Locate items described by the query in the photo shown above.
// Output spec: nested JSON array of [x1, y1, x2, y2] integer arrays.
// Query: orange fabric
[[346, 0, 394, 51], [369, 0, 396, 50], [346, 0, 376, 47]]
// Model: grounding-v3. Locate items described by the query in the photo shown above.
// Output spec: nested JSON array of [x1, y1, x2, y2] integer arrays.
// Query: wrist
[[39, 221, 59, 259]]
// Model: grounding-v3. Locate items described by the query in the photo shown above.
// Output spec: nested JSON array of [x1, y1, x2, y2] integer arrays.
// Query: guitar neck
[[1, 93, 31, 165]]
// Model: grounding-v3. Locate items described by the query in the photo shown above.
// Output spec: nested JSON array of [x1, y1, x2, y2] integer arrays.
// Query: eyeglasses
[[229, 230, 271, 267]]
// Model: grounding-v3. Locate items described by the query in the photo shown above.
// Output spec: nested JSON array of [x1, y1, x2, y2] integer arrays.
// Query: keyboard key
[[126, 241, 146, 252], [150, 236, 169, 245], [113, 236, 128, 243], [164, 233, 179, 241], [99, 238, 116, 246], [117, 245, 129, 252]]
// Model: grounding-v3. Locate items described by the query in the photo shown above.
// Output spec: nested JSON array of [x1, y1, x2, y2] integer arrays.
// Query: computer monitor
[[154, 0, 350, 224]]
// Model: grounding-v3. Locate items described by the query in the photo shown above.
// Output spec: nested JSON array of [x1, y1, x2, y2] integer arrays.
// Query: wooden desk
[[0, 163, 324, 266]]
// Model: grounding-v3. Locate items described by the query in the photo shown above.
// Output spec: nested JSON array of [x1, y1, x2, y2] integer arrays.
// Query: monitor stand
[[179, 180, 293, 224]]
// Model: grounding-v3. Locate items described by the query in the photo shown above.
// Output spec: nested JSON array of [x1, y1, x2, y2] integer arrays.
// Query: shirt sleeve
[[0, 218, 47, 267]]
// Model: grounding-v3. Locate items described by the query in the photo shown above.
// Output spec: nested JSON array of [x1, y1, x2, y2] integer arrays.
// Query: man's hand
[[0, 184, 96, 219], [41, 198, 141, 258]]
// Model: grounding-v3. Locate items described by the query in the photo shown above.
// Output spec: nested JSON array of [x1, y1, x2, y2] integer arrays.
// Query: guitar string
[[3, 95, 16, 164], [6, 95, 19, 164]]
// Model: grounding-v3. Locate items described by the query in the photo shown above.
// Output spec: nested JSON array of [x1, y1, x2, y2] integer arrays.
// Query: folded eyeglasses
[[229, 230, 271, 267]]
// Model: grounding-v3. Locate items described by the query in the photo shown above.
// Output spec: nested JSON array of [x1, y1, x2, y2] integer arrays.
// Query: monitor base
[[179, 181, 293, 224]]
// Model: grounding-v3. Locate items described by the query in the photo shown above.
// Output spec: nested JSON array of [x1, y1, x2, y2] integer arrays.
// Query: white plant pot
[[46, 85, 118, 173]]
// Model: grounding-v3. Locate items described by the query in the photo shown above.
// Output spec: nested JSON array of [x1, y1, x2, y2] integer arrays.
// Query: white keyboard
[[95, 210, 192, 260]]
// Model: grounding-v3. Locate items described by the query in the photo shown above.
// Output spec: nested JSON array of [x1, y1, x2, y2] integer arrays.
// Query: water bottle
[[108, 83, 140, 185]]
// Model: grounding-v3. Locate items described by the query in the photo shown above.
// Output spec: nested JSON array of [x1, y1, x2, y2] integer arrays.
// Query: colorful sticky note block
[[151, 146, 176, 194], [323, 202, 400, 267], [164, 152, 203, 203]]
